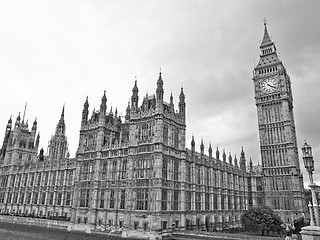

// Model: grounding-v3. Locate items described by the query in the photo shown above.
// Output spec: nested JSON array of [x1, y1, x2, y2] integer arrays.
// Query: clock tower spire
[[253, 21, 306, 222]]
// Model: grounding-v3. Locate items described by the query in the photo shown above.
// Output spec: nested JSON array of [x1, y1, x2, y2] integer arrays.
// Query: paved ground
[[0, 222, 136, 240]]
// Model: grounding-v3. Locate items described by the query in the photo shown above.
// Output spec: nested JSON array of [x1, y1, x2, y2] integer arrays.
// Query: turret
[[82, 97, 89, 126], [99, 91, 107, 125], [228, 152, 232, 165], [100, 91, 107, 114], [240, 146, 246, 171], [156, 71, 164, 102], [39, 148, 44, 161], [234, 155, 238, 167], [55, 106, 66, 136], [249, 157, 253, 173], [216, 145, 220, 160], [32, 118, 37, 132], [200, 139, 204, 157], [131, 80, 139, 110], [0, 116, 12, 158], [222, 149, 226, 162], [125, 102, 130, 121], [208, 143, 212, 159], [179, 87, 186, 116], [169, 92, 174, 113], [191, 136, 195, 153], [35, 132, 40, 149], [15, 112, 21, 128]]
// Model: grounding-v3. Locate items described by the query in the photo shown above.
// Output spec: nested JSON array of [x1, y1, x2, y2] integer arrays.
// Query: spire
[[125, 102, 130, 121], [249, 157, 253, 172], [131, 79, 139, 109], [261, 18, 272, 47], [55, 106, 66, 136], [179, 87, 186, 115], [191, 135, 195, 152], [156, 70, 164, 101], [222, 149, 226, 162], [229, 152, 232, 165], [216, 145, 220, 160], [100, 91, 107, 114], [234, 155, 238, 166], [169, 92, 174, 113], [35, 132, 40, 148], [82, 96, 89, 126], [32, 117, 37, 131], [7, 116, 12, 129], [61, 105, 65, 120], [240, 146, 246, 171], [200, 139, 204, 156], [22, 102, 27, 124], [208, 143, 212, 159]]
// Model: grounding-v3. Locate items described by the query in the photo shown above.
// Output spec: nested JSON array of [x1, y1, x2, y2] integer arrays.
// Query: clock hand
[[267, 83, 276, 88]]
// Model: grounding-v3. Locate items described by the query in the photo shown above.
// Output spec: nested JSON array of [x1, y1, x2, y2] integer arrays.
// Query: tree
[[241, 205, 283, 236]]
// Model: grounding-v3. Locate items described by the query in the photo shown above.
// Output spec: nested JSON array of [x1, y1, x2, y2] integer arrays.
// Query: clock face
[[261, 76, 278, 93]]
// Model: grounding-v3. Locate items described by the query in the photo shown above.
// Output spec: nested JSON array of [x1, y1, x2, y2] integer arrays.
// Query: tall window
[[65, 192, 71, 206], [81, 162, 92, 181], [121, 160, 127, 179], [136, 189, 148, 210], [111, 161, 117, 180], [41, 193, 46, 205], [37, 173, 42, 186], [49, 193, 54, 205], [51, 172, 56, 186], [44, 172, 49, 186], [99, 191, 105, 208], [161, 189, 167, 210], [32, 193, 38, 204], [205, 192, 209, 210], [120, 190, 126, 209], [173, 190, 179, 210], [80, 190, 90, 207], [197, 165, 201, 185], [6, 192, 12, 203], [186, 191, 191, 211], [221, 195, 225, 210], [162, 157, 168, 179], [109, 190, 115, 209], [30, 173, 34, 186], [163, 124, 168, 145], [102, 162, 108, 180], [56, 192, 62, 206], [10, 175, 15, 187], [18, 193, 23, 204], [196, 192, 201, 210], [173, 159, 179, 181], [68, 170, 73, 185], [186, 163, 191, 183], [173, 128, 179, 149]]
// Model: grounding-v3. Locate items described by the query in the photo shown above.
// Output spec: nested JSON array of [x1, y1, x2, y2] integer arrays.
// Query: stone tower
[[47, 106, 69, 160], [0, 106, 39, 166], [252, 21, 306, 222]]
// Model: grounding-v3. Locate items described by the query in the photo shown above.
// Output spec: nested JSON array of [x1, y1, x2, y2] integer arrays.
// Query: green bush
[[241, 205, 283, 236]]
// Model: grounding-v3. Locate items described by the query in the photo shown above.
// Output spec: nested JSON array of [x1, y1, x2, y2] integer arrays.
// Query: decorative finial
[[22, 102, 27, 123], [263, 17, 267, 26]]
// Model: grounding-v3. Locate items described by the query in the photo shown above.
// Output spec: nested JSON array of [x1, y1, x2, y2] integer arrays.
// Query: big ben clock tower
[[253, 21, 306, 222]]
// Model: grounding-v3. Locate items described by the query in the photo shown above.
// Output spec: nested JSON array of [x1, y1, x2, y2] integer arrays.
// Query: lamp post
[[302, 140, 320, 226]]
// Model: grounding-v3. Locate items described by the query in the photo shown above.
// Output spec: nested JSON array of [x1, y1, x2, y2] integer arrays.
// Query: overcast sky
[[0, 0, 320, 184]]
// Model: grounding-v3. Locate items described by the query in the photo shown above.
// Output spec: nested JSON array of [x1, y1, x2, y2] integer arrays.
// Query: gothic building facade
[[0, 22, 306, 233], [252, 22, 306, 222], [0, 107, 76, 219]]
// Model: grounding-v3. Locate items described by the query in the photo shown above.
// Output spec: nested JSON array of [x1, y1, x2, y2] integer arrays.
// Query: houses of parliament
[[0, 23, 306, 232]]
